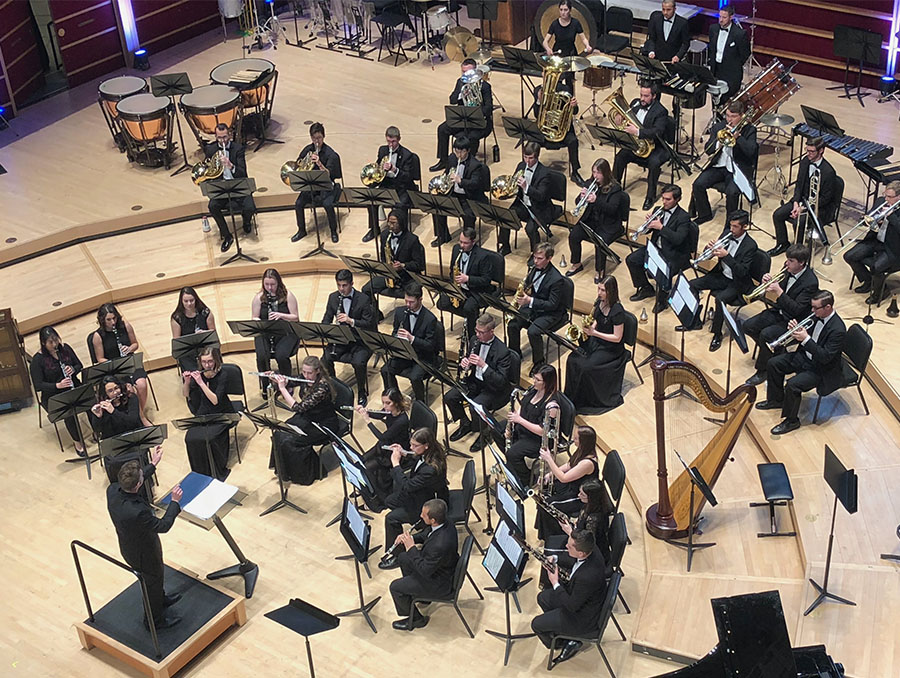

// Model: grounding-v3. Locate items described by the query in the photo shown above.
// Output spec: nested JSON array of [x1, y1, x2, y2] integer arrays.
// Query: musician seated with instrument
[[508, 242, 568, 370], [437, 226, 496, 337], [379, 429, 450, 571], [430, 59, 494, 173], [381, 282, 441, 402], [291, 122, 342, 244], [446, 313, 512, 453], [89, 376, 143, 440], [320, 269, 376, 406], [843, 180, 900, 305], [535, 425, 601, 542], [361, 209, 426, 318], [770, 137, 837, 256], [182, 347, 233, 481], [533, 79, 583, 186], [497, 142, 554, 257], [505, 364, 559, 488], [362, 126, 419, 244], [744, 244, 820, 387], [642, 0, 691, 64], [681, 210, 758, 352], [90, 303, 151, 426], [530, 529, 609, 667], [357, 388, 411, 511], [567, 158, 629, 284], [205, 123, 256, 253], [268, 357, 339, 485], [431, 135, 490, 247], [690, 101, 758, 227], [755, 290, 846, 435], [626, 184, 693, 313], [251, 268, 301, 396], [30, 326, 86, 456], [611, 81, 674, 211], [563, 276, 627, 412], [387, 498, 458, 631], [170, 286, 216, 371], [708, 5, 751, 103]]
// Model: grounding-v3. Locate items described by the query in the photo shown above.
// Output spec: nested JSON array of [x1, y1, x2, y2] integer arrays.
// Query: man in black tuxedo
[[320, 269, 376, 405], [446, 314, 513, 452], [363, 125, 420, 243], [381, 282, 443, 401], [437, 227, 497, 337], [690, 101, 758, 226], [756, 290, 846, 435], [533, 81, 583, 186], [361, 209, 426, 316], [430, 58, 494, 172], [681, 210, 758, 351], [388, 498, 459, 631], [502, 142, 556, 256], [708, 5, 750, 103], [611, 82, 673, 210], [106, 447, 183, 629], [843, 180, 900, 305], [770, 137, 838, 256], [508, 242, 569, 369], [432, 136, 490, 247], [626, 184, 694, 312], [642, 0, 690, 63], [744, 244, 820, 386], [531, 530, 609, 666], [205, 123, 256, 252], [291, 121, 342, 244]]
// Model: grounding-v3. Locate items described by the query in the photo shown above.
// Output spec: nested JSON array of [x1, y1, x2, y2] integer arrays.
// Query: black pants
[[295, 188, 338, 235], [531, 587, 588, 649], [743, 308, 788, 372], [613, 147, 666, 203], [543, 130, 580, 173], [384, 505, 414, 550], [433, 198, 476, 242], [435, 123, 486, 162], [436, 293, 481, 338], [766, 350, 821, 421], [362, 278, 404, 315], [123, 549, 166, 625], [844, 240, 895, 294], [382, 358, 428, 401], [507, 313, 564, 366], [41, 394, 83, 445], [506, 436, 541, 488], [254, 334, 301, 391], [390, 564, 449, 619], [625, 246, 653, 291], [569, 223, 621, 274], [691, 166, 742, 222], [689, 271, 743, 337], [771, 201, 795, 247], [445, 383, 507, 425], [209, 196, 255, 239], [321, 343, 371, 397]]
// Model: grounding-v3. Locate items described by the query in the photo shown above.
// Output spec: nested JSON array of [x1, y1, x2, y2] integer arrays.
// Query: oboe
[[380, 518, 426, 563]]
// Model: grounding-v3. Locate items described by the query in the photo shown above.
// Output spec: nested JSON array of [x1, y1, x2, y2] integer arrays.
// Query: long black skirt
[[564, 347, 626, 413]]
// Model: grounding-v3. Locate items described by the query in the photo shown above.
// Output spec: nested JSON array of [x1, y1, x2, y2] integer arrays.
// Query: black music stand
[[340, 187, 400, 258], [322, 426, 376, 533], [475, 291, 530, 345], [335, 496, 380, 633], [666, 449, 718, 572], [483, 528, 533, 666], [408, 190, 464, 277], [633, 54, 670, 82], [288, 169, 337, 259], [470, 200, 524, 250], [445, 105, 487, 140], [149, 73, 193, 176], [467, 0, 499, 48], [227, 318, 298, 409], [556, 210, 622, 265], [47, 383, 99, 478], [501, 116, 545, 147], [82, 353, 141, 384], [244, 405, 309, 516], [501, 46, 544, 117], [408, 271, 466, 327], [667, 272, 701, 399], [413, 358, 471, 460], [463, 393, 505, 535], [171, 413, 241, 481], [545, 329, 582, 380], [637, 241, 674, 368], [266, 598, 339, 678], [202, 178, 258, 265], [98, 424, 168, 498], [283, 0, 315, 50], [339, 254, 398, 293], [171, 329, 220, 371], [292, 319, 354, 358], [588, 125, 639, 156], [828, 25, 882, 107]]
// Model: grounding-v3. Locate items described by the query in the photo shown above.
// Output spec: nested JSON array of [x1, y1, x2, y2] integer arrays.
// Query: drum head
[[210, 58, 275, 85], [116, 93, 170, 118], [534, 0, 597, 52], [99, 75, 148, 101], [181, 85, 241, 112]]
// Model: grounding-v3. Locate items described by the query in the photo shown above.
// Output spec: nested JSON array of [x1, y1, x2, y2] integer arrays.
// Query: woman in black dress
[[564, 275, 627, 413], [90, 303, 151, 426], [89, 375, 143, 439], [170, 287, 217, 371], [182, 347, 232, 480], [535, 425, 601, 539], [543, 0, 595, 87], [252, 268, 300, 395], [30, 326, 86, 456], [269, 356, 338, 485], [504, 364, 560, 490], [358, 388, 411, 510]]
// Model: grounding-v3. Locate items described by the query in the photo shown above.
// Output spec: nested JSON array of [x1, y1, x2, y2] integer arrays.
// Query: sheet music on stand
[[493, 520, 525, 569], [160, 472, 238, 521], [669, 272, 699, 324], [483, 542, 507, 580], [645, 240, 671, 291]]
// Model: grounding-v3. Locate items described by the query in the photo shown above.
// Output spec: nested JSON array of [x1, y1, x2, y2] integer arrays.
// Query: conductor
[[106, 446, 183, 630]]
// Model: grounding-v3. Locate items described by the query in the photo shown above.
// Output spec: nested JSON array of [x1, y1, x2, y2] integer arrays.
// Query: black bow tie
[[664, 17, 673, 23], [409, 311, 419, 318]]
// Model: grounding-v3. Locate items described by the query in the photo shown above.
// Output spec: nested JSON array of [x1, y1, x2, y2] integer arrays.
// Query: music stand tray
[[501, 116, 545, 147], [99, 424, 169, 497], [470, 201, 522, 233], [799, 105, 844, 137], [265, 599, 339, 678], [82, 353, 142, 383], [409, 271, 466, 306], [445, 105, 487, 133], [202, 178, 259, 265], [288, 169, 338, 259], [632, 54, 671, 82], [171, 330, 220, 367], [356, 329, 418, 363], [339, 254, 398, 287], [149, 72, 193, 176], [587, 125, 639, 154]]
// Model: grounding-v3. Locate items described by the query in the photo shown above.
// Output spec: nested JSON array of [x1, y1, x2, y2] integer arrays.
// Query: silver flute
[[249, 371, 315, 383], [341, 406, 390, 415], [631, 206, 665, 241], [766, 312, 816, 351], [382, 445, 418, 456]]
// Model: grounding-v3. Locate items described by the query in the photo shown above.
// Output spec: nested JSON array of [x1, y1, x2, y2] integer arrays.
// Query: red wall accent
[[132, 0, 220, 54], [0, 0, 46, 112], [47, 0, 126, 88]]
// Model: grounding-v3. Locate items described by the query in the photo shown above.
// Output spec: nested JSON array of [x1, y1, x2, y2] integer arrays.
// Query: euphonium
[[191, 151, 224, 185], [460, 69, 483, 108], [428, 169, 454, 195], [603, 86, 653, 159], [743, 268, 788, 304], [360, 156, 386, 186], [537, 56, 575, 143], [572, 179, 598, 218], [691, 233, 733, 267], [631, 206, 665, 241], [279, 150, 315, 186], [766, 312, 816, 351], [564, 314, 593, 343], [491, 168, 524, 200]]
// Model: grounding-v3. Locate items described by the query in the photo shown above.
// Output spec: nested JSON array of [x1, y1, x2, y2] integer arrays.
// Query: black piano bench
[[750, 462, 797, 538]]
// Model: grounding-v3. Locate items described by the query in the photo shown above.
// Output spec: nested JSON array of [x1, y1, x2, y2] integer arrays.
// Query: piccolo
[[380, 518, 425, 564], [340, 406, 390, 415], [249, 371, 315, 383], [382, 445, 418, 456]]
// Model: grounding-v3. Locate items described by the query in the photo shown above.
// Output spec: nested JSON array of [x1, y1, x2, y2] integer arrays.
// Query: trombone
[[765, 312, 816, 351], [743, 268, 788, 304], [690, 233, 733, 267], [822, 199, 900, 264]]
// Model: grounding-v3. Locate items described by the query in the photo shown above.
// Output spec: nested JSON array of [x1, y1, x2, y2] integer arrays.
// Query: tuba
[[191, 152, 224, 185], [603, 86, 654, 159], [537, 56, 575, 143], [490, 168, 524, 200], [361, 156, 386, 186], [279, 150, 315, 186]]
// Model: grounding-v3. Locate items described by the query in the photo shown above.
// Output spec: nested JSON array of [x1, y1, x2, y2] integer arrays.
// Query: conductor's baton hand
[[171, 485, 183, 503]]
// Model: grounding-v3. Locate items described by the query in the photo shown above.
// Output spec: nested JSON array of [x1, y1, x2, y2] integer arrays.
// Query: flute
[[380, 518, 425, 564], [382, 445, 418, 456], [340, 406, 390, 415], [249, 371, 315, 383]]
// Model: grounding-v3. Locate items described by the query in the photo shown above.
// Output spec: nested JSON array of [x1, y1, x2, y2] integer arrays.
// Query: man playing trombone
[[755, 290, 846, 435], [842, 180, 900, 306]]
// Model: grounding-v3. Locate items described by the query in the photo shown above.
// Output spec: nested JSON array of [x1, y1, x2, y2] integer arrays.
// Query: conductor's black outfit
[[569, 182, 629, 275], [435, 77, 494, 164], [772, 156, 837, 248], [611, 98, 672, 207], [690, 122, 758, 224], [361, 227, 426, 306], [380, 306, 441, 401], [708, 20, 750, 103], [293, 142, 342, 239], [445, 334, 512, 427], [320, 288, 376, 400], [384, 456, 450, 548], [432, 154, 489, 244], [389, 522, 459, 622], [437, 243, 496, 337], [367, 144, 419, 238], [106, 463, 181, 625], [504, 160, 555, 253], [642, 10, 690, 62], [204, 140, 256, 240], [507, 263, 568, 366]]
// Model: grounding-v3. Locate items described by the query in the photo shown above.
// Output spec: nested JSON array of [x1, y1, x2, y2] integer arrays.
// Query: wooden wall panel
[[0, 0, 46, 113], [131, 0, 219, 55], [47, 0, 126, 87]]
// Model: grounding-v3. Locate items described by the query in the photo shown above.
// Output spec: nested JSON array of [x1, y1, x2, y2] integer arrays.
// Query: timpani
[[98, 75, 148, 152], [210, 58, 278, 142], [116, 93, 174, 168], [180, 84, 243, 150]]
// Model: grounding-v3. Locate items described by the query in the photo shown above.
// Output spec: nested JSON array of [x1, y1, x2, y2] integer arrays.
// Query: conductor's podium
[[74, 563, 246, 678]]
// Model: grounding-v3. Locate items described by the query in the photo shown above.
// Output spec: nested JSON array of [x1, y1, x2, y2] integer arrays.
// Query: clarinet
[[113, 327, 128, 357], [265, 293, 278, 351], [58, 352, 74, 390], [380, 518, 426, 563]]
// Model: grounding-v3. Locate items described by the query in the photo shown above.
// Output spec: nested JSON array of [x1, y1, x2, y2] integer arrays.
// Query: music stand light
[[149, 73, 193, 176]]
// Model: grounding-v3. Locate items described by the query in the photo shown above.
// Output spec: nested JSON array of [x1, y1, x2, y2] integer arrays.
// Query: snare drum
[[116, 93, 174, 168], [583, 66, 612, 90], [181, 85, 242, 148], [426, 5, 450, 33], [98, 75, 148, 151]]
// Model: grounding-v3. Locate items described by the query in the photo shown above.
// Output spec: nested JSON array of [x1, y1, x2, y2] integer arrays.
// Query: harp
[[645, 360, 757, 540]]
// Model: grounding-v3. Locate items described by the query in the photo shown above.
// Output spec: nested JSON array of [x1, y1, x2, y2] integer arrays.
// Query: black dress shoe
[[767, 243, 789, 256], [429, 160, 447, 172], [755, 399, 783, 411], [570, 170, 585, 185], [854, 282, 872, 294], [498, 245, 512, 256], [744, 371, 766, 386], [469, 434, 485, 452], [630, 287, 655, 302], [378, 554, 400, 570], [290, 230, 307, 243], [357, 394, 368, 407], [362, 231, 376, 243], [449, 422, 472, 442], [642, 197, 655, 211], [652, 299, 669, 314], [865, 289, 887, 305], [74, 446, 88, 458], [331, 231, 339, 243], [431, 237, 449, 247], [594, 273, 602, 285], [553, 640, 583, 665], [565, 265, 584, 277], [243, 223, 252, 234], [694, 213, 713, 226], [164, 593, 182, 607], [770, 418, 801, 435], [220, 236, 234, 252], [391, 617, 410, 630], [675, 320, 703, 331], [709, 334, 722, 352]]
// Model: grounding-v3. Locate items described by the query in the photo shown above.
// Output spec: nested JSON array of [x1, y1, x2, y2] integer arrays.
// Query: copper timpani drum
[[209, 58, 277, 140], [98, 75, 148, 152], [116, 93, 174, 168], [180, 84, 243, 149]]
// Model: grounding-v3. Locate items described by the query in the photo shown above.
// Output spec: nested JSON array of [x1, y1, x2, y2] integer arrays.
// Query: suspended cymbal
[[566, 56, 592, 72], [471, 48, 493, 64], [759, 112, 795, 127], [443, 27, 479, 62]]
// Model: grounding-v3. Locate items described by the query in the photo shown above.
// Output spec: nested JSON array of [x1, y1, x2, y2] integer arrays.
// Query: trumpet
[[527, 489, 575, 526], [490, 168, 524, 200], [691, 233, 733, 267], [743, 269, 788, 304], [249, 371, 315, 383], [511, 533, 571, 582], [381, 445, 418, 456], [572, 179, 598, 218], [823, 199, 900, 263], [381, 518, 426, 564], [564, 314, 593, 343], [631, 206, 665, 241], [766, 312, 816, 351]]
